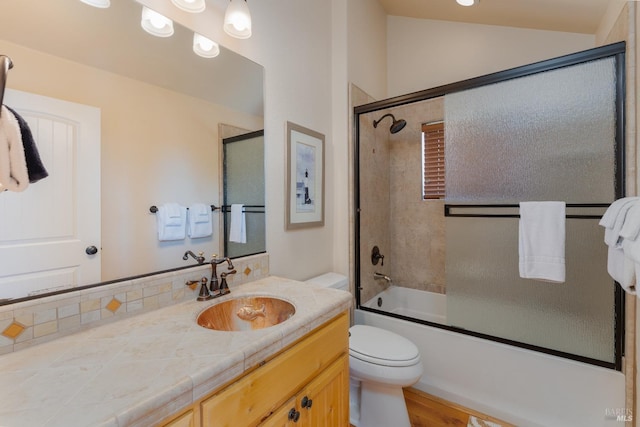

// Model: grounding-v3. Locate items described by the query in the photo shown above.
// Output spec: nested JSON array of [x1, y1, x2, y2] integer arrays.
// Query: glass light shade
[[224, 0, 252, 39], [456, 0, 476, 5], [80, 0, 110, 8], [170, 0, 205, 13], [193, 33, 220, 58], [141, 6, 174, 38]]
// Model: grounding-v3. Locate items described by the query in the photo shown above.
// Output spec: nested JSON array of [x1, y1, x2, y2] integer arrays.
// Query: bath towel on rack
[[188, 203, 212, 238], [229, 204, 246, 243], [0, 105, 28, 192], [156, 203, 187, 241], [518, 201, 565, 283], [600, 198, 640, 293]]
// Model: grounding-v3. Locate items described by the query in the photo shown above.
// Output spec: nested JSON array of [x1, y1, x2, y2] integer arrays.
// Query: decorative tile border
[[0, 253, 269, 355]]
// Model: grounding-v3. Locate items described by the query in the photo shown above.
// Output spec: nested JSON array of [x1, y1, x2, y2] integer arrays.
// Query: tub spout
[[373, 272, 391, 284]]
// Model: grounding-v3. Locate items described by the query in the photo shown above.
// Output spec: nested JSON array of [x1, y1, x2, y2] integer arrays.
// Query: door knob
[[85, 246, 98, 255]]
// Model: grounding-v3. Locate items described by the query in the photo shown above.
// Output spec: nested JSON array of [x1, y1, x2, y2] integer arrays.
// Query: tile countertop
[[0, 276, 352, 427]]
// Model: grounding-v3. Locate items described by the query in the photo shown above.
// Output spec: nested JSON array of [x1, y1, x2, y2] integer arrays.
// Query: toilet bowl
[[304, 273, 422, 427], [348, 324, 422, 427]]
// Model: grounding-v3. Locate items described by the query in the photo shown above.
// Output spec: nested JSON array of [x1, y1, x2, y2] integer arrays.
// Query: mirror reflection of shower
[[373, 113, 407, 134]]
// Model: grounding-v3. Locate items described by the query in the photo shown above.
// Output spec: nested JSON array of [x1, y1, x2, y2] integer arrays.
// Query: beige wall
[[386, 16, 595, 97], [348, 0, 389, 101], [0, 39, 262, 281]]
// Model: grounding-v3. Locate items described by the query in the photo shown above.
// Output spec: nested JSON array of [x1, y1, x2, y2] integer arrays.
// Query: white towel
[[0, 105, 29, 192], [599, 197, 639, 229], [599, 198, 640, 293], [157, 203, 187, 241], [188, 203, 212, 238], [229, 204, 246, 243], [601, 198, 640, 246], [607, 246, 636, 293], [518, 201, 566, 283]]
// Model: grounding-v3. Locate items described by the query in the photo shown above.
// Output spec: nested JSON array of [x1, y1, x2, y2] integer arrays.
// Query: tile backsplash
[[0, 253, 269, 355]]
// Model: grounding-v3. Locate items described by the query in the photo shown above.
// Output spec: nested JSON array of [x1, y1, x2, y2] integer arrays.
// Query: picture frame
[[285, 121, 325, 230]]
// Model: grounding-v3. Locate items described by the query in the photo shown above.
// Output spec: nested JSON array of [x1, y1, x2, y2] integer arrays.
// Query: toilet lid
[[349, 325, 420, 367]]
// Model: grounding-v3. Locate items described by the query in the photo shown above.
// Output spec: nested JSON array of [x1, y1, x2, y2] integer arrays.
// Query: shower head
[[373, 113, 407, 134]]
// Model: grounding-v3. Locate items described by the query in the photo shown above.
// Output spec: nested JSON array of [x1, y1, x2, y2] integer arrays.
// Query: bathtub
[[361, 286, 446, 324], [356, 286, 625, 427]]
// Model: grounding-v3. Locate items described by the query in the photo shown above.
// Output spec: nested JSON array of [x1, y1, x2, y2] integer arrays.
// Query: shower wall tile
[[388, 98, 446, 294], [359, 110, 392, 303]]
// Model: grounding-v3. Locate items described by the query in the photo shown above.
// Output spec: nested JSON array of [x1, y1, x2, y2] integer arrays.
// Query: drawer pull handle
[[301, 396, 313, 409], [288, 408, 300, 422]]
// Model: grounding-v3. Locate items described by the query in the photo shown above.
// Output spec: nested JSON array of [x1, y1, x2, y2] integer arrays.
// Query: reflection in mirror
[[223, 130, 266, 258], [0, 0, 264, 301]]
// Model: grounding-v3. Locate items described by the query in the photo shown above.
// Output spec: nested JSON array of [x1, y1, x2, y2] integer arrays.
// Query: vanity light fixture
[[79, 0, 111, 8], [193, 33, 220, 58], [171, 0, 206, 14], [456, 0, 478, 5], [224, 0, 252, 39], [141, 6, 174, 38]]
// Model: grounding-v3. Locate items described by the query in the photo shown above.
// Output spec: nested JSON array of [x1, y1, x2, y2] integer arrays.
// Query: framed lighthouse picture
[[286, 121, 325, 230]]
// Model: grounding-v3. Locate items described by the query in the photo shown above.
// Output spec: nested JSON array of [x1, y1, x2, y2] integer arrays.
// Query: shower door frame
[[353, 41, 626, 370]]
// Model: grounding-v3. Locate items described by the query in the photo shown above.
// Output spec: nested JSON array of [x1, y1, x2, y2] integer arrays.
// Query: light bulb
[[79, 0, 110, 8], [224, 0, 252, 39], [141, 6, 174, 37], [170, 0, 206, 14], [456, 0, 476, 6], [193, 33, 220, 58]]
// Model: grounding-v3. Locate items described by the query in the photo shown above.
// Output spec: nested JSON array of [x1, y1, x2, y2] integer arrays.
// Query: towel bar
[[444, 203, 609, 219]]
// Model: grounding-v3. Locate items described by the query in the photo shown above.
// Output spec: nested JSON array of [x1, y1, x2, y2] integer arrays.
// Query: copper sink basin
[[197, 296, 296, 331]]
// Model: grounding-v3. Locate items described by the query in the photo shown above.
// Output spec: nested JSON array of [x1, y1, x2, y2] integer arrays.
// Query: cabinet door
[[259, 356, 349, 427], [298, 355, 349, 426]]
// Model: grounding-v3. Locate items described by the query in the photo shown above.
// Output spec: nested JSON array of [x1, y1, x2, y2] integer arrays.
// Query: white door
[[0, 89, 100, 299]]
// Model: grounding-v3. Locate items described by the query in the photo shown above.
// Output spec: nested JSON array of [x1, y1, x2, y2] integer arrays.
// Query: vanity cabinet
[[261, 355, 348, 426], [159, 312, 349, 427]]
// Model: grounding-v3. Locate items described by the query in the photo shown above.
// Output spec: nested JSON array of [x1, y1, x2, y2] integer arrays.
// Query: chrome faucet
[[373, 272, 391, 284], [209, 255, 235, 296]]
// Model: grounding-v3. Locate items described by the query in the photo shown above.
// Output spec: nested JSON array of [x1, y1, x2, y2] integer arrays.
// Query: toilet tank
[[304, 272, 349, 291]]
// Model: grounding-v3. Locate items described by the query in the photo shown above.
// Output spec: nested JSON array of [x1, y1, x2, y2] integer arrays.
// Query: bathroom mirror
[[0, 0, 264, 300]]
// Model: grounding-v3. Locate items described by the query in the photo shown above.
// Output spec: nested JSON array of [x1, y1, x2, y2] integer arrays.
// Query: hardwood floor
[[350, 387, 515, 427], [404, 388, 516, 427]]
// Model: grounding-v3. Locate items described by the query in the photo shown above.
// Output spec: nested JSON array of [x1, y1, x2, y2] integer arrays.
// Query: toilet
[[305, 273, 423, 427]]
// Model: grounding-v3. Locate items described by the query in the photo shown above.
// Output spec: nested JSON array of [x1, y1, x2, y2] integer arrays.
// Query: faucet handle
[[197, 277, 212, 301]]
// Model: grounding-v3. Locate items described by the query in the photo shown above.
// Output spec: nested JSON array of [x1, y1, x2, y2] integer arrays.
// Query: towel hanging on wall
[[188, 203, 213, 238], [229, 203, 246, 243], [156, 203, 187, 241], [5, 106, 47, 183], [0, 105, 28, 192], [518, 201, 566, 283]]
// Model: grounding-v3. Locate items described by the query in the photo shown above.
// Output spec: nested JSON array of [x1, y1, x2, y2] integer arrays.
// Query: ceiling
[[377, 0, 612, 34]]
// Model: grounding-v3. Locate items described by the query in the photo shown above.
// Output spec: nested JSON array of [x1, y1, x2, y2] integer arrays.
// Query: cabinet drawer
[[201, 313, 348, 427]]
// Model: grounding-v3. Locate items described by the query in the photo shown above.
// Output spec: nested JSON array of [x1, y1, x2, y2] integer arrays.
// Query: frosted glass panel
[[446, 214, 614, 362], [223, 133, 265, 258], [445, 57, 616, 203]]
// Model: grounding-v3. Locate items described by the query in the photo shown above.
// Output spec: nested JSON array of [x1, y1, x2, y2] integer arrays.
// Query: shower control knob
[[85, 246, 98, 255]]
